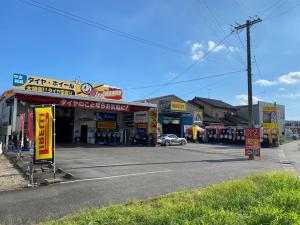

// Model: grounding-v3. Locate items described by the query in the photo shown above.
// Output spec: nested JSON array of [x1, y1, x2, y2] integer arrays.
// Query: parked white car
[[160, 134, 187, 146]]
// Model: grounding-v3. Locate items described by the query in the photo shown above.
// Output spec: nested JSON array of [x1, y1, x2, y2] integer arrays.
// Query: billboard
[[34, 107, 53, 163], [13, 74, 122, 100]]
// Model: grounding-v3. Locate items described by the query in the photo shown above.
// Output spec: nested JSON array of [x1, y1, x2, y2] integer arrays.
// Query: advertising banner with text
[[13, 74, 122, 100], [34, 107, 53, 163]]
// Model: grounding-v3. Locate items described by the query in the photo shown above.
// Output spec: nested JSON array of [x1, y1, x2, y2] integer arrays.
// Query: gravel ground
[[0, 155, 27, 191]]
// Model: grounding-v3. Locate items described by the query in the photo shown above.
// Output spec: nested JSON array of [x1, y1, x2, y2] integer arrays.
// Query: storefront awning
[[9, 90, 157, 112]]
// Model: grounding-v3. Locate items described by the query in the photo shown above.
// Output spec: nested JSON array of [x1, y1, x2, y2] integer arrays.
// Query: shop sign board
[[97, 121, 117, 129], [159, 100, 171, 112], [262, 123, 278, 129], [193, 111, 203, 124], [245, 128, 260, 157], [13, 74, 122, 100], [134, 111, 148, 123], [262, 104, 277, 130], [59, 99, 129, 112], [34, 107, 53, 163], [148, 109, 158, 134], [95, 112, 117, 121], [170, 101, 186, 111], [137, 123, 147, 129]]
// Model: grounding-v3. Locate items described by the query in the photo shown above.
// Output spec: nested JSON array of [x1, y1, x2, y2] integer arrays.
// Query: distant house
[[189, 96, 248, 127]]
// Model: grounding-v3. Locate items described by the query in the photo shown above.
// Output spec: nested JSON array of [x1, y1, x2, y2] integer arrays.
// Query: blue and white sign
[[96, 112, 117, 121], [13, 74, 27, 87]]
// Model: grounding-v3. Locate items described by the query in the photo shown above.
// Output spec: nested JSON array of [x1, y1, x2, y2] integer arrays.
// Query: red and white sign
[[58, 99, 130, 112], [28, 109, 34, 142], [245, 128, 261, 157]]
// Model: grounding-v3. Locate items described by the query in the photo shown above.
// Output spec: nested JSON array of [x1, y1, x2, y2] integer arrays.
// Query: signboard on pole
[[34, 107, 53, 163], [245, 128, 261, 157]]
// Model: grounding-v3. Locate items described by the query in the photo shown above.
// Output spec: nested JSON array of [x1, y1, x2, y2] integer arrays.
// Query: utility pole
[[233, 16, 262, 159]]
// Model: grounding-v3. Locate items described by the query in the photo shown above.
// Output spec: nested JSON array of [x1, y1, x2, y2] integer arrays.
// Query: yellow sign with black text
[[13, 74, 122, 100], [171, 101, 186, 111], [34, 107, 53, 162], [262, 123, 278, 129]]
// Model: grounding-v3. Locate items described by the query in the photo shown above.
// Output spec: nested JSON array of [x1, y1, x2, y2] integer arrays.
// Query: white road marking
[[60, 170, 172, 184]]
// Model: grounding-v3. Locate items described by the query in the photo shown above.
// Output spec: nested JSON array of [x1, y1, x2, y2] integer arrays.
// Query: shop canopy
[[5, 90, 157, 112]]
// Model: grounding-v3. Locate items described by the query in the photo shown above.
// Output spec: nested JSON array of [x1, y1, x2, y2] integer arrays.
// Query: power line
[[180, 71, 245, 97], [18, 0, 187, 56], [124, 69, 246, 90], [263, 2, 300, 21], [197, 0, 246, 67], [260, 0, 284, 17], [140, 31, 234, 99]]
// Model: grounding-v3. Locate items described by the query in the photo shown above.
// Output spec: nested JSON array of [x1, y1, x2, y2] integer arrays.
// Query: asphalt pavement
[[0, 143, 283, 225]]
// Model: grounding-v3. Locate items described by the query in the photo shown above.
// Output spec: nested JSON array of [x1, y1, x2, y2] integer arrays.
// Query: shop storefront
[[0, 74, 158, 150], [139, 95, 203, 138]]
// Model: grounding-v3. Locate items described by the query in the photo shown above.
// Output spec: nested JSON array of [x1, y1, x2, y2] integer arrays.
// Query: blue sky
[[1, 0, 299, 119]]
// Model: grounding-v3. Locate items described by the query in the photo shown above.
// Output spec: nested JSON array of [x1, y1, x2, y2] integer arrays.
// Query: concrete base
[[42, 178, 62, 185]]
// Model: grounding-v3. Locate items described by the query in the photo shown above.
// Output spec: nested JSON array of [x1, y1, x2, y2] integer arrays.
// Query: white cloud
[[278, 72, 300, 85], [254, 71, 300, 87], [255, 79, 277, 87], [207, 40, 226, 52], [278, 92, 300, 98], [228, 46, 239, 53], [235, 94, 262, 105], [166, 72, 176, 80], [278, 88, 286, 91], [191, 42, 204, 61], [189, 40, 238, 61]]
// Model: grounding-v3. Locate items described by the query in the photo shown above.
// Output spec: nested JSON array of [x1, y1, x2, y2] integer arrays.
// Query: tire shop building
[[0, 74, 158, 150], [138, 95, 204, 138]]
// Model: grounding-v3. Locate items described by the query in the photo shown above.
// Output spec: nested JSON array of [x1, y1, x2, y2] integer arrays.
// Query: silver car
[[161, 134, 187, 146]]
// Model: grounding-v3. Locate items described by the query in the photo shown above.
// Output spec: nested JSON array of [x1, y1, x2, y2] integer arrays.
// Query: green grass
[[42, 171, 300, 225]]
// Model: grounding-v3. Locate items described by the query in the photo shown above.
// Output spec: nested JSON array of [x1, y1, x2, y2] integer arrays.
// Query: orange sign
[[97, 121, 117, 129], [34, 107, 53, 163]]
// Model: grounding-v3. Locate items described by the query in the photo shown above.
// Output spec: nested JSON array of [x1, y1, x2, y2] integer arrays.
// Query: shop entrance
[[80, 125, 88, 143], [55, 107, 74, 143], [163, 124, 181, 137]]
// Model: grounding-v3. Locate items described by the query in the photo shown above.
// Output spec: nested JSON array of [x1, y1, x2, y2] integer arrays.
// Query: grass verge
[[42, 171, 300, 225]]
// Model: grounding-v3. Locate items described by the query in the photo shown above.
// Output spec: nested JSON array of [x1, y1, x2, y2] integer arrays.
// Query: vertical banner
[[148, 109, 158, 134], [20, 113, 25, 148], [34, 107, 53, 163], [28, 109, 34, 142], [245, 128, 261, 157], [192, 125, 197, 141]]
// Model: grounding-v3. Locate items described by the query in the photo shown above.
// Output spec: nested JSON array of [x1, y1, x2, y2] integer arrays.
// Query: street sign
[[245, 128, 261, 157]]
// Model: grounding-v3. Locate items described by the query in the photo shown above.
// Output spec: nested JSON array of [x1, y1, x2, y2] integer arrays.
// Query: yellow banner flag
[[34, 107, 53, 162]]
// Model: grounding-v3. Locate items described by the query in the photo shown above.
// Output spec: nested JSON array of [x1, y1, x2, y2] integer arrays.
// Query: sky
[[0, 0, 300, 120]]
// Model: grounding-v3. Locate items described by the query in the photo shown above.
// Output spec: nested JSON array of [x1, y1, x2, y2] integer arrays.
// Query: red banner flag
[[28, 109, 34, 142]]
